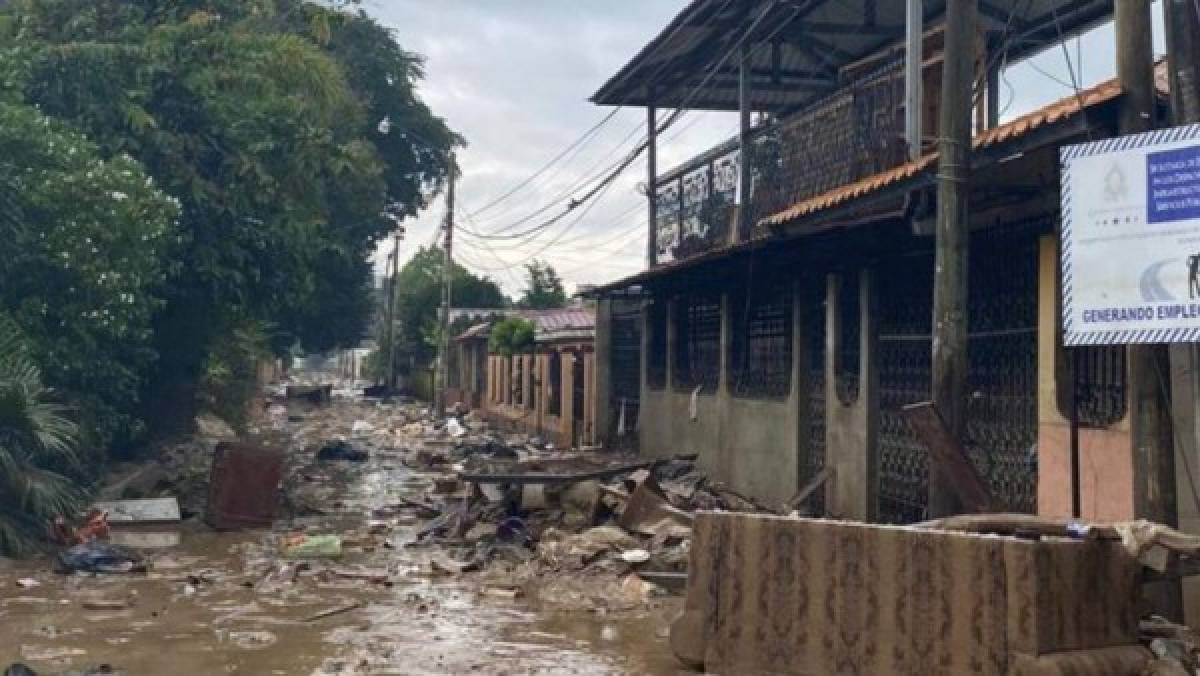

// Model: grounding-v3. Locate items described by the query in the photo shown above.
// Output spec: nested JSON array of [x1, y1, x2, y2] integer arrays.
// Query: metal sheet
[[205, 441, 284, 530]]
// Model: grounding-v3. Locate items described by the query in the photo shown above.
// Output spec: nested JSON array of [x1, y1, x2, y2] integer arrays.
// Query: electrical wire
[[460, 0, 781, 246]]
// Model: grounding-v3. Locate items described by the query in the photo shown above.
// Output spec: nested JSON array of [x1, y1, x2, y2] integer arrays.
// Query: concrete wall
[[1035, 235, 1136, 522], [825, 269, 878, 521], [638, 277, 864, 511]]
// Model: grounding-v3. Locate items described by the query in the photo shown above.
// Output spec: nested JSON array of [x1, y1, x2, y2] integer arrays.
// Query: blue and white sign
[[1061, 124, 1200, 345]]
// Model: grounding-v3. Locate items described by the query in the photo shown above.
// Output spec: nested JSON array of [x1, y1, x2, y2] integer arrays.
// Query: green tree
[[387, 246, 508, 369], [518, 260, 568, 309], [3, 0, 460, 435], [0, 314, 83, 557], [0, 101, 180, 450], [488, 317, 535, 357]]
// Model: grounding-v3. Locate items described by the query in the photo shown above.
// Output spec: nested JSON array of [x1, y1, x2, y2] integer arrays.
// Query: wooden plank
[[902, 401, 992, 513], [459, 459, 660, 486]]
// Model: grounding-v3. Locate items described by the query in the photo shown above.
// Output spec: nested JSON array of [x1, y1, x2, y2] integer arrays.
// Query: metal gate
[[875, 229, 1040, 523], [877, 253, 934, 524]]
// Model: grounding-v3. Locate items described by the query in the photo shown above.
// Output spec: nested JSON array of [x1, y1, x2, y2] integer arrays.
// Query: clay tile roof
[[761, 64, 1163, 228]]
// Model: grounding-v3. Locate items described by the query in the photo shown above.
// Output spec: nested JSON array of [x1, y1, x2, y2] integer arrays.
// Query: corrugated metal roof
[[593, 0, 1116, 113], [522, 308, 596, 337]]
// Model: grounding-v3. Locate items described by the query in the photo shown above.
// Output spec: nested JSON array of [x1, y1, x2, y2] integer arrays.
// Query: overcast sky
[[366, 1, 1166, 298]]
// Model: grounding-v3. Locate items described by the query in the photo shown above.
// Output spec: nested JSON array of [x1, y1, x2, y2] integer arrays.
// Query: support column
[[736, 41, 752, 243], [905, 0, 924, 160], [929, 0, 976, 518], [594, 297, 614, 445], [646, 89, 658, 268], [1119, 0, 1180, 619]]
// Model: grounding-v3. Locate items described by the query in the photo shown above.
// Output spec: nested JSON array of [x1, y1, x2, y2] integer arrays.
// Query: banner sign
[[1061, 123, 1200, 345]]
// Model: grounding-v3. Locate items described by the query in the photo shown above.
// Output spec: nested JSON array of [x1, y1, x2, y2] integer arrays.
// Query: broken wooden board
[[92, 498, 181, 524], [902, 401, 992, 513]]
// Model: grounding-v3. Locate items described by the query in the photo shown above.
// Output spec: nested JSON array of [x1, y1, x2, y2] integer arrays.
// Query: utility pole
[[1117, 0, 1180, 619], [646, 88, 658, 268], [904, 0, 923, 161], [1166, 0, 1200, 124], [385, 231, 401, 391], [929, 0, 975, 518], [436, 158, 457, 417]]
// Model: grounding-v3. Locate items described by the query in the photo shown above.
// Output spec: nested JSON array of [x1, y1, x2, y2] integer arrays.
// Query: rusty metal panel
[[205, 441, 283, 530]]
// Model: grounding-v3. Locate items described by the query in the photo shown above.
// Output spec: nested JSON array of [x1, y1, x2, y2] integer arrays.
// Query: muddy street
[[0, 394, 684, 675]]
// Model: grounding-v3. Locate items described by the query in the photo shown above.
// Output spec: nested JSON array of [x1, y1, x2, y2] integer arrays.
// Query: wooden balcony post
[[647, 86, 658, 268], [929, 0, 976, 518], [905, 0, 923, 160]]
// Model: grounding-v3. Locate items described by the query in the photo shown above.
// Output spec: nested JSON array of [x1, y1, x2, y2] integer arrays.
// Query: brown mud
[[0, 396, 686, 675]]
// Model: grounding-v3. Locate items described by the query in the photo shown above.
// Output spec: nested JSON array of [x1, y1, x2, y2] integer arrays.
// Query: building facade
[[586, 0, 1180, 527]]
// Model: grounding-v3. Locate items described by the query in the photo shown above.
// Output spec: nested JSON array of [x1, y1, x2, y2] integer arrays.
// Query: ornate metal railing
[[651, 59, 907, 267]]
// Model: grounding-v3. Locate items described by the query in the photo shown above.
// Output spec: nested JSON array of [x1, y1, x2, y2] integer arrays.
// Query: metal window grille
[[610, 300, 642, 434], [674, 293, 722, 392], [730, 283, 793, 399], [1069, 347, 1128, 428], [965, 229, 1040, 514], [647, 299, 668, 389], [836, 273, 861, 405]]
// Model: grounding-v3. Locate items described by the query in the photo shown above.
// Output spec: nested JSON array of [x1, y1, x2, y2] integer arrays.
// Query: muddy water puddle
[[0, 399, 685, 675]]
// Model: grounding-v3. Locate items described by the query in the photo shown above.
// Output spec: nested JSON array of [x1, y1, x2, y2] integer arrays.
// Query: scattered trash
[[55, 542, 146, 574], [81, 598, 133, 611], [3, 664, 37, 676], [316, 440, 369, 463], [620, 549, 651, 564], [445, 418, 467, 438], [281, 534, 343, 560], [350, 420, 375, 437], [286, 384, 332, 405], [15, 578, 39, 589], [50, 510, 111, 545], [302, 601, 362, 623]]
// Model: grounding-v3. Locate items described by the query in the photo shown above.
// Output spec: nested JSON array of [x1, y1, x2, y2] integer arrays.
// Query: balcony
[[652, 58, 910, 266]]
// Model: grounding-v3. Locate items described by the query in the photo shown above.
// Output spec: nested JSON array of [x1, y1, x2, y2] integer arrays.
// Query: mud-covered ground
[[0, 394, 686, 675]]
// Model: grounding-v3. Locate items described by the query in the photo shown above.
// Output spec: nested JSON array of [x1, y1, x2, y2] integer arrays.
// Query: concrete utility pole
[[929, 0, 976, 518], [436, 159, 457, 417], [646, 87, 658, 268], [385, 231, 401, 391], [904, 0, 924, 161], [1118, 0, 1181, 619], [736, 40, 753, 243]]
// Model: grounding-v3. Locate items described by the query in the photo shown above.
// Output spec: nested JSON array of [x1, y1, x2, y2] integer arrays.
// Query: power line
[[460, 1, 783, 249]]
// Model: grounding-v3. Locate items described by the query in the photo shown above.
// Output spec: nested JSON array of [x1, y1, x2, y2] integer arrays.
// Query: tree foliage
[[0, 101, 179, 449], [518, 260, 568, 310], [0, 0, 460, 438], [488, 317, 535, 357], [386, 246, 508, 369]]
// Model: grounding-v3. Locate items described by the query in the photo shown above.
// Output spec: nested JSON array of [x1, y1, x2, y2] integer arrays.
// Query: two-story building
[[586, 0, 1181, 528]]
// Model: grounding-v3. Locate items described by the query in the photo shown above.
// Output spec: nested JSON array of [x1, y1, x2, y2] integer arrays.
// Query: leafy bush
[[0, 314, 83, 557]]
